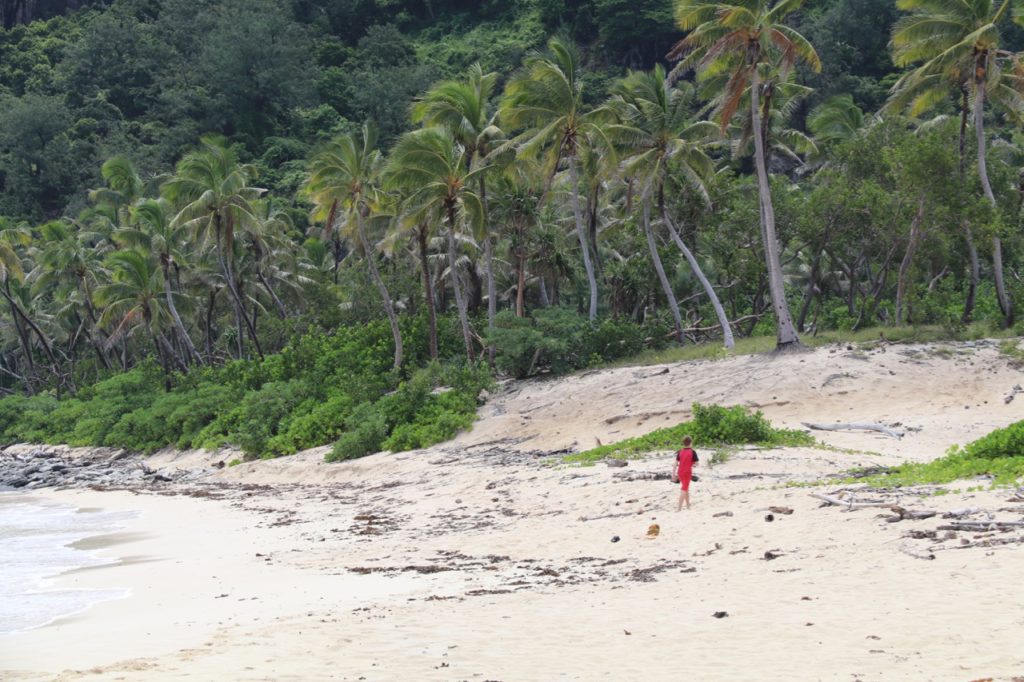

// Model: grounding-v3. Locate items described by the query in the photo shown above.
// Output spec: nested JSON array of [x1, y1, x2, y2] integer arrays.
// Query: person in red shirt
[[673, 436, 699, 511]]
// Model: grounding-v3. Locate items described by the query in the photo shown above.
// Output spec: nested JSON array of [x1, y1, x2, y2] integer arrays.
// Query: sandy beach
[[3, 340, 1024, 681]]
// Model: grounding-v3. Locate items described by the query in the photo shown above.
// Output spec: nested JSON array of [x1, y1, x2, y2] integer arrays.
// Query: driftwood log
[[811, 492, 897, 509], [801, 422, 905, 439], [899, 544, 935, 560]]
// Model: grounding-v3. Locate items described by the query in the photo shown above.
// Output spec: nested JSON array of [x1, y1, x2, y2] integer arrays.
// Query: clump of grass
[[999, 339, 1024, 366], [853, 419, 1024, 487], [564, 403, 814, 464]]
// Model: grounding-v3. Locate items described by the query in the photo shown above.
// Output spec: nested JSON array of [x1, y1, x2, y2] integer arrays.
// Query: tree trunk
[[750, 67, 801, 350], [357, 211, 403, 370], [205, 288, 217, 361], [539, 276, 551, 307], [446, 208, 476, 362], [643, 199, 685, 344], [161, 260, 202, 365], [78, 279, 112, 370], [214, 215, 263, 359], [516, 252, 527, 317], [962, 223, 980, 323], [0, 285, 58, 368], [974, 74, 1014, 327], [895, 195, 927, 325], [797, 250, 822, 332], [417, 225, 439, 360], [257, 270, 287, 319], [479, 177, 496, 364], [568, 156, 599, 320], [661, 194, 735, 349], [5, 283, 35, 381]]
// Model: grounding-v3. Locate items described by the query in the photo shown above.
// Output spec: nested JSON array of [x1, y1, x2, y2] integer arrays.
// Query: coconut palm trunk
[[446, 208, 476, 362], [568, 156, 599, 320], [357, 212, 403, 370], [416, 225, 439, 360], [749, 68, 801, 349], [642, 199, 685, 343], [214, 218, 263, 359], [479, 178, 496, 363], [661, 205, 736, 350], [160, 259, 202, 365], [974, 76, 1014, 326]]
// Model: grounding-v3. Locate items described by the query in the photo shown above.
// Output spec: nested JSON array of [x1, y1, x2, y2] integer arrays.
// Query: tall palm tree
[[413, 64, 504, 356], [122, 197, 203, 364], [0, 221, 41, 390], [386, 127, 485, 362], [890, 0, 1024, 326], [668, 0, 821, 350], [305, 122, 404, 370], [163, 136, 266, 359], [501, 36, 610, 321], [609, 66, 735, 348]]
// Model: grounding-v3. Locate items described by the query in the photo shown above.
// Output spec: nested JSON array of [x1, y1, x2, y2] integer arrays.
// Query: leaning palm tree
[[163, 137, 266, 358], [305, 122, 404, 370], [413, 64, 504, 355], [28, 220, 113, 369], [385, 127, 485, 362], [668, 0, 821, 350], [500, 36, 610, 321], [0, 221, 44, 390], [608, 65, 734, 348], [891, 0, 1024, 326]]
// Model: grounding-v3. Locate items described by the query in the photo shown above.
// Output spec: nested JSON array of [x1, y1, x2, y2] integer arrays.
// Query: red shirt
[[676, 448, 697, 475]]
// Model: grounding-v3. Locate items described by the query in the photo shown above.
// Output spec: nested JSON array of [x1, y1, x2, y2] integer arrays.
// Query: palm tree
[[305, 122, 404, 370], [386, 127, 485, 362], [808, 95, 866, 147], [668, 0, 821, 350], [28, 220, 113, 369], [163, 136, 266, 359], [94, 249, 188, 382], [890, 0, 1024, 326], [0, 221, 41, 390], [609, 66, 735, 348], [122, 198, 203, 364], [501, 36, 610, 321], [413, 64, 504, 357]]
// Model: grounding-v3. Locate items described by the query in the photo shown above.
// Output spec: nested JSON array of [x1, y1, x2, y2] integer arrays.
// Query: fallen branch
[[811, 492, 896, 510], [801, 422, 904, 439], [899, 544, 935, 560], [937, 520, 1024, 532]]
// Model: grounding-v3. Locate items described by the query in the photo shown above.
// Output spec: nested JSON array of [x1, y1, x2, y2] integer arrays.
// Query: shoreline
[[2, 341, 1023, 680]]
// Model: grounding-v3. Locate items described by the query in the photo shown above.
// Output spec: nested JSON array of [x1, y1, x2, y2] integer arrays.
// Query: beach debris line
[[800, 422, 905, 439]]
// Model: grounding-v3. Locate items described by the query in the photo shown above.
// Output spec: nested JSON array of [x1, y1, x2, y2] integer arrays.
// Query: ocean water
[[0, 492, 137, 634]]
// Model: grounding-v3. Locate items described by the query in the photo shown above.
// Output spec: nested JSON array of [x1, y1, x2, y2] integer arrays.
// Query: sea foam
[[0, 492, 137, 634]]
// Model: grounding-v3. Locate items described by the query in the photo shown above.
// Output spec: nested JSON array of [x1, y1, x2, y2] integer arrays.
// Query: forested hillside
[[0, 0, 1021, 458]]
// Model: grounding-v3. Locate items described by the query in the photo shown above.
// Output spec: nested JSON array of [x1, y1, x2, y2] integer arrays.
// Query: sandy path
[[2, 340, 1023, 680]]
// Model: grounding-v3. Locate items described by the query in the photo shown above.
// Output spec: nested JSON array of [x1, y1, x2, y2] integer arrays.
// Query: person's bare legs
[[677, 489, 684, 512], [684, 489, 691, 509]]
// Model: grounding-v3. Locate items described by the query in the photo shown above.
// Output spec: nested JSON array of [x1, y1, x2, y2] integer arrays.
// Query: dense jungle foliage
[[0, 0, 1023, 458]]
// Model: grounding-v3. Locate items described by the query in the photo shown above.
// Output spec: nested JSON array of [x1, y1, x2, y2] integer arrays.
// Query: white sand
[[3, 340, 1023, 681]]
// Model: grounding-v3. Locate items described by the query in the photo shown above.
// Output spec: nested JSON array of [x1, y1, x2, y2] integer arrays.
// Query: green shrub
[[567, 403, 814, 463], [856, 419, 1024, 486], [328, 401, 388, 462]]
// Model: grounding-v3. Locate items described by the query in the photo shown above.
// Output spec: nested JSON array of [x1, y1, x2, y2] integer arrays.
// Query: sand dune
[[2, 340, 1023, 681]]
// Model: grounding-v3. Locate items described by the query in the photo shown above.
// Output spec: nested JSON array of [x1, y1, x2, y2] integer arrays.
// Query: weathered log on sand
[[801, 422, 905, 439], [937, 520, 1024, 532], [899, 544, 935, 560], [811, 492, 897, 509]]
